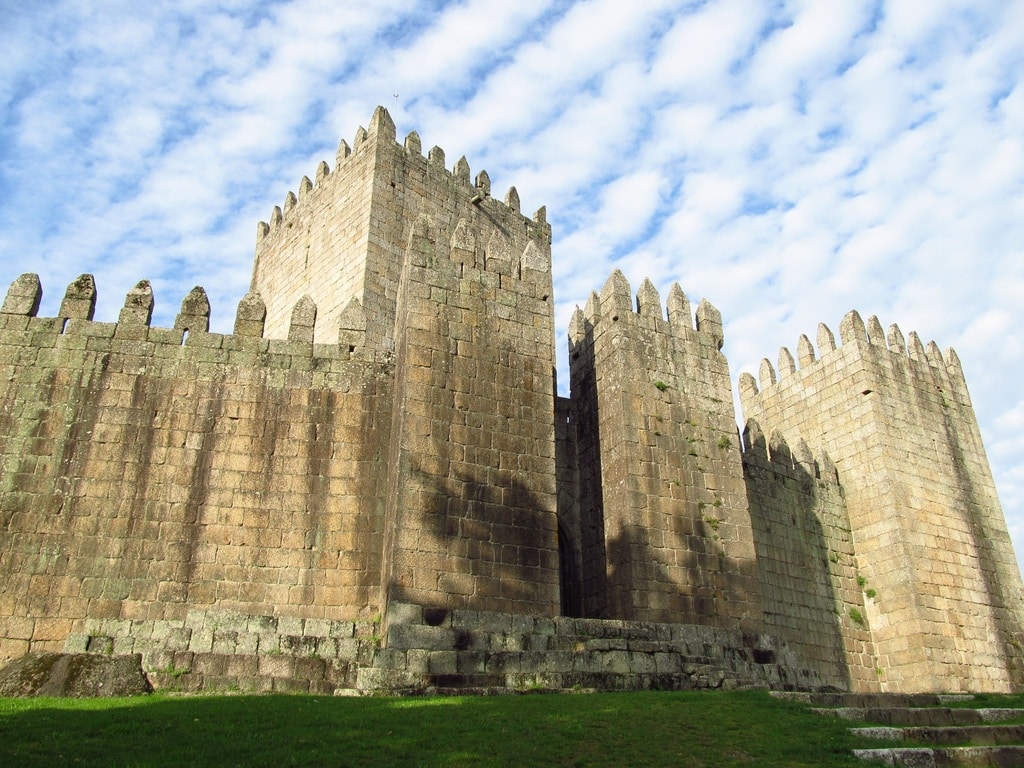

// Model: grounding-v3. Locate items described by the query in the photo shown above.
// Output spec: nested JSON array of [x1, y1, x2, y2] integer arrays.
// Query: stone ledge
[[852, 746, 1024, 767], [51, 607, 827, 696]]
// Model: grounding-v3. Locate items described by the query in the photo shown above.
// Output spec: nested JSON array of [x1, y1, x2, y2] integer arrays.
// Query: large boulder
[[0, 653, 152, 697]]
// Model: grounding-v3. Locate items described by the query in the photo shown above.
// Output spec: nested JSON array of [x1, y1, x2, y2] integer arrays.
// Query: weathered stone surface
[[0, 106, 1020, 697], [0, 653, 151, 697], [569, 270, 761, 630], [2, 273, 42, 316], [741, 309, 1024, 693]]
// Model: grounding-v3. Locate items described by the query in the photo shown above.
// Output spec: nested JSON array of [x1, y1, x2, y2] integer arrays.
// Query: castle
[[2, 106, 1022, 695]]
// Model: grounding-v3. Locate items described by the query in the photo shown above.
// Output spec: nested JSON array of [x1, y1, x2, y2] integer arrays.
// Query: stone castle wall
[[740, 312, 1024, 693], [741, 425, 878, 690], [1, 106, 1022, 694], [0, 274, 391, 665]]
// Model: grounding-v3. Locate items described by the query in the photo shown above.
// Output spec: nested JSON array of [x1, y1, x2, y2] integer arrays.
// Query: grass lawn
[[0, 687, 900, 767]]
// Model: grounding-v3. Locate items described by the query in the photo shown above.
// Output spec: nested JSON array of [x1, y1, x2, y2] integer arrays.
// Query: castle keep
[[2, 106, 1022, 695]]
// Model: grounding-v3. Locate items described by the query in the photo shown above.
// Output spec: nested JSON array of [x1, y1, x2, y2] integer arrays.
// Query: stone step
[[772, 691, 975, 708], [852, 745, 1024, 766], [365, 637, 802, 694], [815, 707, 1024, 726], [380, 603, 827, 694], [149, 670, 340, 695], [792, 691, 1024, 766], [851, 724, 1024, 746]]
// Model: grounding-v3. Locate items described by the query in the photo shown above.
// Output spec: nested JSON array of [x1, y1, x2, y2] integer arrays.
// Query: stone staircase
[[774, 692, 1024, 766]]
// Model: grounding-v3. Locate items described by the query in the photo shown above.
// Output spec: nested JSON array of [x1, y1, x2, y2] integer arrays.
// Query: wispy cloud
[[2, 0, 1023, 571]]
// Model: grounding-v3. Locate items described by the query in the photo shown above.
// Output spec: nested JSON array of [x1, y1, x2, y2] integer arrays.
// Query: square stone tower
[[251, 107, 561, 618], [740, 312, 1024, 692], [251, 107, 420, 350], [566, 271, 762, 629]]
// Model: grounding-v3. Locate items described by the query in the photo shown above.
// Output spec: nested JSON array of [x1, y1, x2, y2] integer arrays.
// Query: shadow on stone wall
[[602, 519, 763, 629], [567, 329, 609, 619], [742, 421, 851, 689], [554, 396, 584, 618], [385, 458, 560, 616], [940, 409, 1024, 688]]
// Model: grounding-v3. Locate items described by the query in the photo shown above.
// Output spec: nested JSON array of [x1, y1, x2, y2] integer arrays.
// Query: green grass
[[942, 692, 1024, 708], [0, 688, 896, 767]]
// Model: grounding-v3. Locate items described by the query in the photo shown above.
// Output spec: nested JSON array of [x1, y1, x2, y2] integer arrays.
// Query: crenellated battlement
[[255, 106, 392, 244], [405, 211, 553, 298], [251, 106, 552, 347], [568, 270, 723, 359], [255, 106, 549, 246], [738, 309, 969, 419], [740, 417, 840, 487], [1, 273, 386, 384]]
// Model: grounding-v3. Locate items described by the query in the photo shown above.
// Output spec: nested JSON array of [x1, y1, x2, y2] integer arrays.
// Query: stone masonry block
[[427, 651, 458, 675], [294, 656, 327, 681], [164, 627, 192, 651], [386, 624, 455, 651], [386, 602, 423, 626], [258, 654, 296, 679], [63, 634, 90, 653]]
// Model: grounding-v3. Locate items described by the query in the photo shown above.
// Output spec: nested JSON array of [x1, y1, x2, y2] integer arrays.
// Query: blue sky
[[2, 0, 1024, 573]]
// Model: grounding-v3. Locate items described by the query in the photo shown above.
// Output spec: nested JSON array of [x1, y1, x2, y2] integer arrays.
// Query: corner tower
[[741, 312, 1024, 692]]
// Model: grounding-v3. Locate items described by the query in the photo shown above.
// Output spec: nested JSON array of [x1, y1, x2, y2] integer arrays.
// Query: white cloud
[[649, 0, 766, 96], [746, 0, 877, 102]]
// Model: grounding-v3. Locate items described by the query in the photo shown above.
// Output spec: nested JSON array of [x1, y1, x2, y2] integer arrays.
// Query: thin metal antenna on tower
[[393, 93, 399, 115]]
